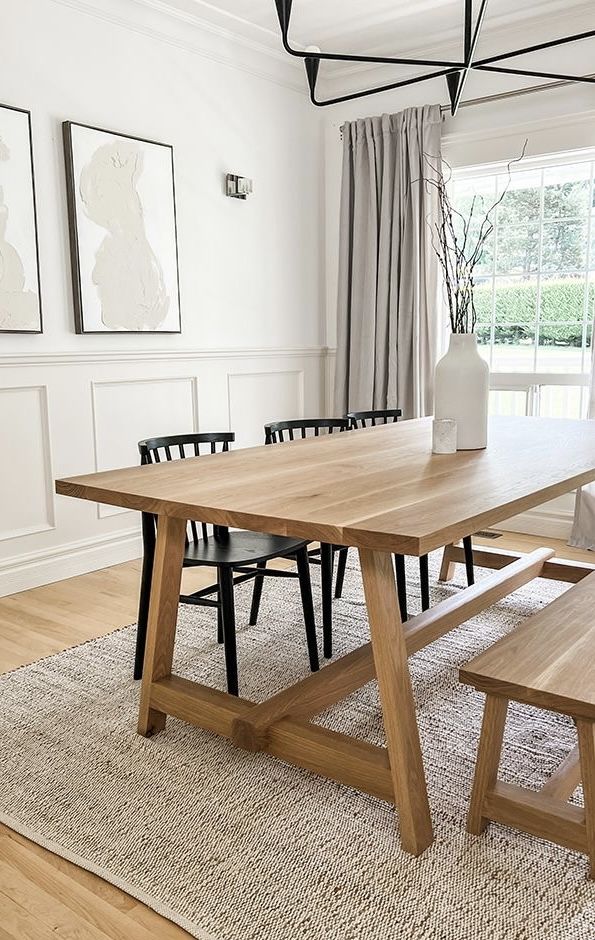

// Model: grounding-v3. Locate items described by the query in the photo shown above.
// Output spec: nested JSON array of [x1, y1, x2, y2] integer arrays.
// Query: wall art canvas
[[0, 103, 42, 333], [63, 122, 181, 334]]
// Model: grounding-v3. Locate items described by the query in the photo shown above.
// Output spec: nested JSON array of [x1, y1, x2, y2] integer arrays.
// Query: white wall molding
[[0, 346, 328, 368], [0, 348, 326, 596], [90, 375, 200, 518], [442, 108, 595, 148], [0, 385, 56, 543], [0, 527, 143, 597]]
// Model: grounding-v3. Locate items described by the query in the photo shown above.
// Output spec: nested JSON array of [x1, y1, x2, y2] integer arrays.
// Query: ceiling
[[180, 0, 591, 56], [149, 0, 594, 99]]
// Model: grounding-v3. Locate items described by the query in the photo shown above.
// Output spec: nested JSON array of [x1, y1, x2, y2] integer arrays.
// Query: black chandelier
[[273, 0, 595, 115]]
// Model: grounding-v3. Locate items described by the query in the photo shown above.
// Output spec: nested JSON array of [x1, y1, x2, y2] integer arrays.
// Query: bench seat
[[459, 569, 595, 878], [460, 570, 595, 721]]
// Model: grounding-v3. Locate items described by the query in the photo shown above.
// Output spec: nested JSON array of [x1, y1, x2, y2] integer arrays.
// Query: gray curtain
[[334, 105, 442, 418], [569, 324, 595, 549]]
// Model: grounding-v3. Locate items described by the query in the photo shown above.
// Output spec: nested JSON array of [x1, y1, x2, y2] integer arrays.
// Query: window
[[451, 152, 593, 419]]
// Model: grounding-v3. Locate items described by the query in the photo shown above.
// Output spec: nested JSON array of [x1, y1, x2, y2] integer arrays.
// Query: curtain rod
[[339, 72, 595, 134]]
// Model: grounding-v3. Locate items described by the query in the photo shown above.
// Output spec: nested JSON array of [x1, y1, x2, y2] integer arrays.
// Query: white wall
[[0, 0, 325, 595]]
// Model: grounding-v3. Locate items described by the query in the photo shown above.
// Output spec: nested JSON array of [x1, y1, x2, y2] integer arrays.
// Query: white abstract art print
[[0, 104, 42, 333], [63, 122, 181, 333]]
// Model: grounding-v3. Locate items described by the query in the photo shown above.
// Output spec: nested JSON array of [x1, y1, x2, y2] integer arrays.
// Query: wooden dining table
[[56, 415, 595, 856]]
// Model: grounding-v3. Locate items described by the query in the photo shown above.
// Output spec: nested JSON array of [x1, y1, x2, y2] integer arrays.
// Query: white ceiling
[[147, 0, 594, 99], [178, 0, 590, 57]]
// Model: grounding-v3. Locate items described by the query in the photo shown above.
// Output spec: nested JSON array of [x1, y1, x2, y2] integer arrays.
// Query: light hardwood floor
[[0, 533, 591, 939]]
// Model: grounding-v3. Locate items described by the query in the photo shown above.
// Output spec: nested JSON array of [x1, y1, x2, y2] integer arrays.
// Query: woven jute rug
[[1, 553, 594, 939]]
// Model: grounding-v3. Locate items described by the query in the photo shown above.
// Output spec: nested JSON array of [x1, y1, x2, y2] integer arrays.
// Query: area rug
[[0, 553, 594, 940]]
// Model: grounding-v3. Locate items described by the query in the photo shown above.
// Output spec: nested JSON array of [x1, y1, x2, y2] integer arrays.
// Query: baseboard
[[0, 528, 143, 598]]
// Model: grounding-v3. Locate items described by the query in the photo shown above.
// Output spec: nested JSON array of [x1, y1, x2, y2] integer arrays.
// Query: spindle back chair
[[135, 432, 319, 695]]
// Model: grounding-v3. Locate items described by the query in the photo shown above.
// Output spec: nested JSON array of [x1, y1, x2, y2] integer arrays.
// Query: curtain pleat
[[334, 105, 442, 418]]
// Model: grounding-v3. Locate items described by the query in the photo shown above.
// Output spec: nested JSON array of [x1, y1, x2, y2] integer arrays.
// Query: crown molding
[[48, 0, 306, 94]]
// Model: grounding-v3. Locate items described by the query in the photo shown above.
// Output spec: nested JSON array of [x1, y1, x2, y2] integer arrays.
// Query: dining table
[[56, 415, 595, 856]]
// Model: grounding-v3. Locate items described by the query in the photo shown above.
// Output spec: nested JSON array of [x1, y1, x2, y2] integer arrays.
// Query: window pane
[[453, 157, 592, 408], [497, 169, 541, 224], [493, 275, 537, 323], [473, 282, 492, 326], [489, 389, 529, 416], [543, 163, 590, 219], [542, 221, 587, 272], [537, 328, 584, 372], [453, 175, 497, 219], [475, 326, 492, 365], [588, 277, 595, 328], [492, 336, 535, 372], [538, 385, 583, 419], [496, 224, 540, 274]]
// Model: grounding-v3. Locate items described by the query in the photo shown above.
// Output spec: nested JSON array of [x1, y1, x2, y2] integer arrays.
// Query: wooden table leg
[[138, 515, 187, 737], [359, 548, 433, 856]]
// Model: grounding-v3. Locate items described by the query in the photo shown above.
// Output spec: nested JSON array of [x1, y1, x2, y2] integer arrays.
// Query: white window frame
[[451, 147, 594, 419]]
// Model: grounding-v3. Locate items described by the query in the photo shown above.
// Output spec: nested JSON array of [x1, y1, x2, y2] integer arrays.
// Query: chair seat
[[183, 530, 308, 568]]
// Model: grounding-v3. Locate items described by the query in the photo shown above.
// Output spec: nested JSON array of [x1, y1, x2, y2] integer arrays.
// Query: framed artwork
[[0, 103, 42, 333], [63, 121, 181, 334]]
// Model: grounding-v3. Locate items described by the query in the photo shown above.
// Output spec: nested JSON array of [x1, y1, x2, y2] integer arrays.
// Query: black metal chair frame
[[135, 432, 319, 696], [346, 408, 402, 428], [262, 418, 350, 659]]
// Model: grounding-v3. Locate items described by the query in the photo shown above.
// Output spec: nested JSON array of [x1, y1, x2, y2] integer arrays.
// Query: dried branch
[[415, 141, 528, 334]]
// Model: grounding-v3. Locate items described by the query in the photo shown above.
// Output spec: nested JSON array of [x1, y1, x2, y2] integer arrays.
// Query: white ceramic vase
[[434, 333, 489, 450]]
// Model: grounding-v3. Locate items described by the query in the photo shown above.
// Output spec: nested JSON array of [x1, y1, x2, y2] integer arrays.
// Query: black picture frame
[[0, 102, 43, 334], [63, 120, 182, 335]]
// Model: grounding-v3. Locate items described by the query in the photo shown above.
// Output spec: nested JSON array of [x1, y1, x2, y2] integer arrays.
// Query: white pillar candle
[[432, 418, 457, 455]]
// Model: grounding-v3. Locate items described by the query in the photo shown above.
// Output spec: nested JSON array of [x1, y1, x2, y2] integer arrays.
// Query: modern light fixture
[[226, 174, 254, 199], [273, 0, 595, 115]]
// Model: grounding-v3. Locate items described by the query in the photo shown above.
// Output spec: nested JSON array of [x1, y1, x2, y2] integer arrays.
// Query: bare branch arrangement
[[422, 143, 527, 334]]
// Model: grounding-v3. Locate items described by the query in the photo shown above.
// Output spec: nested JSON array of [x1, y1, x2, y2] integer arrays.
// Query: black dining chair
[[260, 418, 350, 659], [346, 408, 475, 618], [135, 432, 319, 696], [347, 408, 402, 428]]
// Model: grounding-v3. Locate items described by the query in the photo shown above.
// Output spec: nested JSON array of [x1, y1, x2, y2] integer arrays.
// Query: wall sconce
[[226, 174, 253, 199]]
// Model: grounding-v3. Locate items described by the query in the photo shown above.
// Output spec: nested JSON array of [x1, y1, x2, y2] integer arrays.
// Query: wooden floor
[[0, 532, 591, 939]]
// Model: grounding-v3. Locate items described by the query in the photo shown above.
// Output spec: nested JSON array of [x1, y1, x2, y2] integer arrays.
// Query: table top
[[55, 416, 595, 556]]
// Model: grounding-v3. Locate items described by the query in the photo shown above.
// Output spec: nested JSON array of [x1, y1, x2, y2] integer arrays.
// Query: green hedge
[[473, 279, 594, 345]]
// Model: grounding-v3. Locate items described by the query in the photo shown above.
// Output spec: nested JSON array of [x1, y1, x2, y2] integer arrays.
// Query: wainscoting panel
[[227, 370, 304, 449], [0, 385, 55, 542], [0, 348, 326, 595], [91, 376, 199, 518]]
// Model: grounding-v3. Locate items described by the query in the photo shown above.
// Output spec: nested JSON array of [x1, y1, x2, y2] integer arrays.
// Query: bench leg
[[468, 695, 509, 835], [577, 720, 595, 879], [438, 544, 456, 582]]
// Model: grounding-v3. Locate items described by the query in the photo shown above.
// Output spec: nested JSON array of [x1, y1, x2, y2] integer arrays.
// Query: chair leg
[[217, 601, 223, 644], [218, 566, 238, 696], [320, 542, 334, 658], [419, 554, 430, 612], [296, 547, 319, 672], [249, 560, 267, 626], [463, 535, 475, 586], [334, 547, 349, 599], [394, 554, 408, 622], [134, 514, 155, 680]]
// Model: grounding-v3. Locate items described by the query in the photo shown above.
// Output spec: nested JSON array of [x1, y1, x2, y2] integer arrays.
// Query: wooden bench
[[460, 570, 595, 878]]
